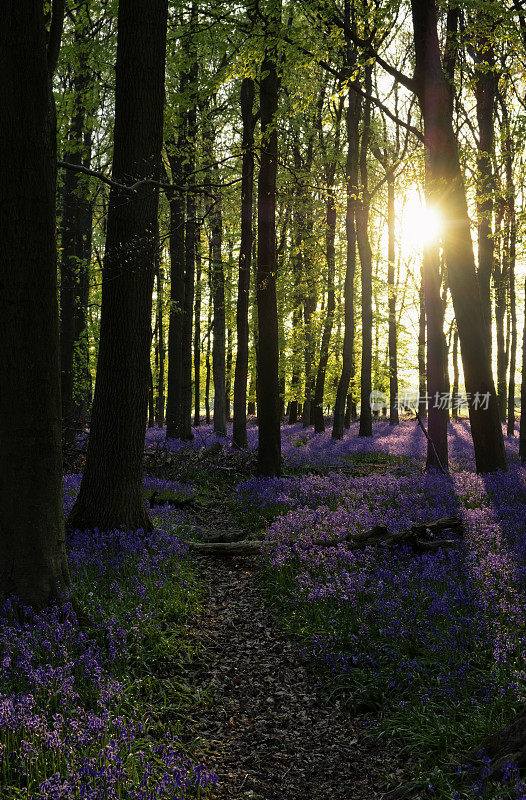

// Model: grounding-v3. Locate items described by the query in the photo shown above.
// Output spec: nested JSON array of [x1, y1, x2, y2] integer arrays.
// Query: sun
[[399, 188, 441, 251]]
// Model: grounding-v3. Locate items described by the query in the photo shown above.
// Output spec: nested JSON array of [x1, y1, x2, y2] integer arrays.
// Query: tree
[[0, 0, 71, 605], [69, 0, 168, 530], [233, 76, 256, 448], [410, 0, 506, 473], [257, 0, 282, 476]]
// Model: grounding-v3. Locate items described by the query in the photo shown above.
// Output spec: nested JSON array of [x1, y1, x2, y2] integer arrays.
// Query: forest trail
[[181, 553, 396, 800]]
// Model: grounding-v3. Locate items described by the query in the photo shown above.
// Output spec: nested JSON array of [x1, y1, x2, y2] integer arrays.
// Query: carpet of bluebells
[[148, 417, 526, 797], [4, 418, 526, 799], [0, 474, 216, 800]]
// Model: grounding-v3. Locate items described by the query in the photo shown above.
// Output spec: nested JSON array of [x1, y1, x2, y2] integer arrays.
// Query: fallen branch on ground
[[188, 516, 463, 555]]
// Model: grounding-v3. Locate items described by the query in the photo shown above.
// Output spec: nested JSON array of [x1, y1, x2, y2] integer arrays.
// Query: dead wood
[[187, 516, 463, 556]]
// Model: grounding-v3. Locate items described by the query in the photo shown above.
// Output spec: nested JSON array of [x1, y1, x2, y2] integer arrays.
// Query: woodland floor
[[175, 495, 406, 800], [183, 553, 395, 800]]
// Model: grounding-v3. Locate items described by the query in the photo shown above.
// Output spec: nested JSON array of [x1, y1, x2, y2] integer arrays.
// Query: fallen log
[[187, 516, 463, 556]]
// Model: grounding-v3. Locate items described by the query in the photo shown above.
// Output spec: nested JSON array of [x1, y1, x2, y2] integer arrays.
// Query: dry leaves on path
[[180, 554, 398, 800]]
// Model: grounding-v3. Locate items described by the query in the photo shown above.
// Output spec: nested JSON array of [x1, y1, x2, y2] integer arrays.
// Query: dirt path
[[181, 553, 397, 800]]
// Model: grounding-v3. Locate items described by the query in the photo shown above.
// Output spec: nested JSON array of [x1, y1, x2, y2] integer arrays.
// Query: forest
[[1, 0, 526, 797]]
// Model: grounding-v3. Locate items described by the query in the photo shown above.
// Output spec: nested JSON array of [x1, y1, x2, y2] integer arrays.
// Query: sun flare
[[400, 188, 441, 251]]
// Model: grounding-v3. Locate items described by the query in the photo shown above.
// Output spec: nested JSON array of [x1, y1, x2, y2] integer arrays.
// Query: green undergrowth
[[260, 562, 522, 800]]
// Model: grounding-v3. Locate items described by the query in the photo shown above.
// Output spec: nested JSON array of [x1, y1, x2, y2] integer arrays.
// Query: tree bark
[[233, 77, 255, 448], [210, 166, 227, 436], [0, 0, 71, 605], [256, 3, 282, 476], [165, 150, 185, 439], [357, 65, 373, 438], [520, 277, 526, 462], [411, 0, 506, 472], [194, 216, 202, 426], [69, 0, 168, 530], [387, 175, 399, 425], [60, 6, 92, 445]]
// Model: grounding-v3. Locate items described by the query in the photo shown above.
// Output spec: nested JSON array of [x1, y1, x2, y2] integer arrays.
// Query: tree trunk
[[411, 0, 506, 472], [60, 10, 91, 445], [256, 5, 281, 476], [452, 328, 459, 418], [357, 66, 373, 437], [69, 0, 168, 530], [502, 99, 517, 436], [194, 217, 202, 426], [0, 0, 72, 605], [473, 30, 496, 361], [210, 167, 227, 435], [520, 277, 526, 462], [155, 261, 165, 426], [418, 276, 427, 418], [165, 154, 185, 439], [233, 77, 255, 448], [422, 174, 448, 470], [387, 175, 399, 425]]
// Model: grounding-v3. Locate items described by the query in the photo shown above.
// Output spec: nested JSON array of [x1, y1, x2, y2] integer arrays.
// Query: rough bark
[[0, 0, 71, 605], [233, 77, 255, 448], [411, 0, 506, 472], [69, 0, 168, 530], [256, 5, 282, 476]]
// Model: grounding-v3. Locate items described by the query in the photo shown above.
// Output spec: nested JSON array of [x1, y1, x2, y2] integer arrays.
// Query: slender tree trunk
[[502, 100, 517, 436], [473, 32, 496, 361], [357, 66, 373, 437], [256, 5, 281, 475], [69, 0, 168, 530], [210, 168, 227, 435], [205, 267, 211, 425], [225, 240, 234, 420], [519, 277, 526, 462], [418, 277, 427, 418], [233, 77, 255, 447], [314, 177, 337, 432], [387, 175, 399, 425], [165, 156, 185, 438], [60, 13, 91, 445], [452, 328, 459, 418], [411, 0, 506, 472], [156, 261, 165, 426], [194, 219, 202, 426], [422, 171, 448, 470], [333, 93, 360, 438], [0, 0, 72, 605]]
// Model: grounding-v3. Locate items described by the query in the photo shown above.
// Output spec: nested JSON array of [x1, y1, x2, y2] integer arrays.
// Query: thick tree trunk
[[0, 0, 71, 605], [69, 0, 168, 530], [233, 77, 255, 448], [256, 9, 281, 476], [411, 0, 506, 472]]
